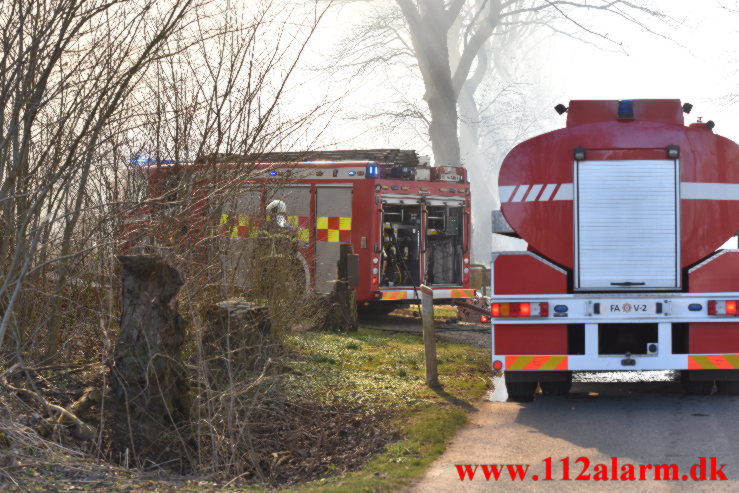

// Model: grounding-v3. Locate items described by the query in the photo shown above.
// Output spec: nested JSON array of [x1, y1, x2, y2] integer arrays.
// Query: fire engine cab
[[492, 99, 739, 400], [129, 150, 475, 308]]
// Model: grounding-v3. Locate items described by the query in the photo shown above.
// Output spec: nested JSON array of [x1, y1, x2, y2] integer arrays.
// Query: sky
[[542, 1, 739, 140], [295, 0, 739, 153]]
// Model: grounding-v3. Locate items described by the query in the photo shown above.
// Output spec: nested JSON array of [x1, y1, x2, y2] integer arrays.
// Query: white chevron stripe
[[500, 183, 574, 202], [499, 185, 516, 202], [501, 181, 739, 203], [525, 184, 543, 201], [538, 183, 557, 201], [511, 185, 529, 202], [553, 183, 573, 200]]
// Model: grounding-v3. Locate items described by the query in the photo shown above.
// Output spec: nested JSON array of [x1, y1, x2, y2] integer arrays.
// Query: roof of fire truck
[[197, 149, 423, 167], [132, 149, 429, 172]]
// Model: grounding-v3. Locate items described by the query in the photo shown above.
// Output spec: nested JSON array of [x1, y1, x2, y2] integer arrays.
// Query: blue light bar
[[618, 100, 634, 120], [554, 305, 568, 313], [366, 163, 379, 178], [348, 171, 356, 176], [130, 157, 176, 165], [269, 171, 278, 176], [688, 304, 703, 311]]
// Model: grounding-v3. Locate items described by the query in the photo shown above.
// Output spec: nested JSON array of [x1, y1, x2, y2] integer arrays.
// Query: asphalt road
[[411, 381, 739, 492]]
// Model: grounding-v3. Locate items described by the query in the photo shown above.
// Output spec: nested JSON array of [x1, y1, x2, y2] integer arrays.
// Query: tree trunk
[[202, 300, 272, 381], [111, 255, 189, 423], [400, 2, 461, 166], [458, 82, 493, 262]]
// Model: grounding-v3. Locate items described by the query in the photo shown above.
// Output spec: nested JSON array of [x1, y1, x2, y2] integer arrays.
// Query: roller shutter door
[[575, 159, 680, 291]]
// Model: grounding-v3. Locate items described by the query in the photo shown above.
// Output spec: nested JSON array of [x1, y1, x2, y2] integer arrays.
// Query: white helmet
[[266, 199, 287, 214]]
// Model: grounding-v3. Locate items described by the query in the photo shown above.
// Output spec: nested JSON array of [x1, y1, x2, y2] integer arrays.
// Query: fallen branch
[[0, 378, 97, 441]]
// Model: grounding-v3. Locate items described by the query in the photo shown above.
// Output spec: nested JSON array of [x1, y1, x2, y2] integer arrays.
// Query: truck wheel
[[681, 371, 714, 395], [358, 303, 399, 316], [540, 377, 572, 396], [717, 380, 739, 395], [505, 377, 537, 402]]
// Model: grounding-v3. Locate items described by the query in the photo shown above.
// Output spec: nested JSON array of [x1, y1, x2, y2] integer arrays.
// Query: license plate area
[[588, 299, 661, 317], [438, 173, 462, 182], [598, 323, 658, 355]]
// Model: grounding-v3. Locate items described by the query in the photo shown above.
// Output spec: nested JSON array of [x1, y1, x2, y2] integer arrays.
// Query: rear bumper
[[493, 322, 739, 371], [375, 288, 475, 301]]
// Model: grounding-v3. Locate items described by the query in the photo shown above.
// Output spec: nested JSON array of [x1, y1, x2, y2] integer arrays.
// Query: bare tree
[[327, 0, 674, 260], [0, 0, 345, 481], [0, 0, 202, 358]]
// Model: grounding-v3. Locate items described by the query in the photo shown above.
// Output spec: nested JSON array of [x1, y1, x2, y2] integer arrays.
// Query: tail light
[[708, 300, 739, 316], [491, 302, 548, 318], [480, 315, 490, 323]]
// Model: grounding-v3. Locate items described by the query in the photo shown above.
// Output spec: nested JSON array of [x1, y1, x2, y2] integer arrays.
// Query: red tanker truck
[[492, 99, 739, 400]]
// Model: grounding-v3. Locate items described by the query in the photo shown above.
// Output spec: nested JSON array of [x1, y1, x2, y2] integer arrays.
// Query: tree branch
[[452, 0, 501, 97]]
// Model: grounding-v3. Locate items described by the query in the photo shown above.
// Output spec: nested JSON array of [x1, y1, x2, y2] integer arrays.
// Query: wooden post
[[420, 284, 439, 388]]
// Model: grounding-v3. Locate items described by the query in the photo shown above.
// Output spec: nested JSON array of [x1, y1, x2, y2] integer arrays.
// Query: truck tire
[[505, 377, 537, 402], [358, 303, 399, 316], [540, 376, 572, 396], [681, 371, 713, 395], [717, 380, 739, 395]]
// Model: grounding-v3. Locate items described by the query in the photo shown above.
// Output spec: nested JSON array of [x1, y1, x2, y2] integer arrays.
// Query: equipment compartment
[[425, 205, 463, 285], [380, 204, 421, 287]]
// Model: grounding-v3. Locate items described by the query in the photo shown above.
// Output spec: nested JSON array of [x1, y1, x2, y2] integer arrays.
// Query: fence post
[[420, 284, 439, 388]]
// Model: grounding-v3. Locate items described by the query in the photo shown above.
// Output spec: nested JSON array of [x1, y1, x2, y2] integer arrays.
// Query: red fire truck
[[492, 99, 739, 400], [128, 150, 475, 308]]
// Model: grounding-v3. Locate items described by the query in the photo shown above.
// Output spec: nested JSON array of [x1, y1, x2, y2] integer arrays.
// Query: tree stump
[[112, 255, 189, 423], [202, 300, 272, 380], [322, 244, 358, 332]]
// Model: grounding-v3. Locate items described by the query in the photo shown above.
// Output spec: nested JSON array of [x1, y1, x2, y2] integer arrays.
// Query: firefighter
[[251, 199, 303, 300], [265, 199, 289, 230]]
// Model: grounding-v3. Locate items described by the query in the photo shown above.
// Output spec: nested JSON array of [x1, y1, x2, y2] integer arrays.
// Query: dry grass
[[0, 328, 490, 492]]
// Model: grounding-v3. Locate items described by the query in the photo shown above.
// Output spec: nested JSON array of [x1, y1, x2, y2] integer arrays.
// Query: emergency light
[[618, 100, 634, 120], [366, 163, 379, 178], [130, 157, 175, 165]]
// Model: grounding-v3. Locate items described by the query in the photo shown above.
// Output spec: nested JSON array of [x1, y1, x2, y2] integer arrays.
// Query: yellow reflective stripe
[[539, 356, 566, 371], [507, 356, 533, 371], [297, 228, 309, 242], [317, 216, 328, 229], [287, 215, 299, 227], [327, 230, 339, 242], [220, 214, 229, 225], [231, 226, 238, 238], [690, 355, 717, 369], [238, 215, 248, 227], [339, 217, 352, 230], [382, 291, 408, 300], [723, 354, 739, 368], [452, 289, 474, 298]]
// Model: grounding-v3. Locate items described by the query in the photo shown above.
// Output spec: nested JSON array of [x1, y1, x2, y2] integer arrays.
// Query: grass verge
[[284, 327, 490, 492]]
